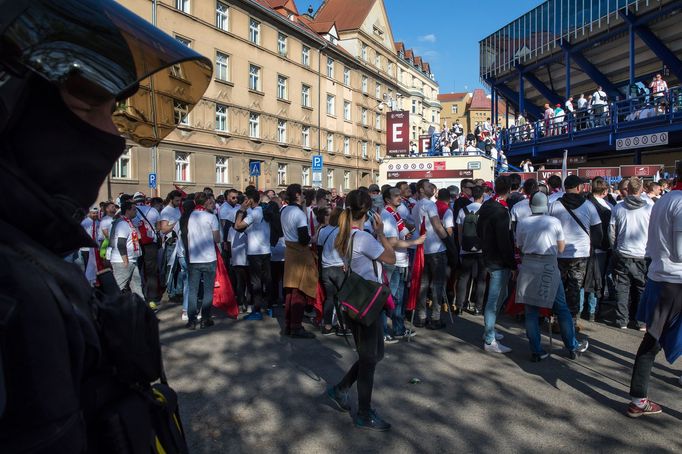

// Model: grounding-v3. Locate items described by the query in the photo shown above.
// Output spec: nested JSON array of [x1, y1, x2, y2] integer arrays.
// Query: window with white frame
[[375, 53, 381, 68], [249, 112, 259, 138], [215, 156, 228, 183], [277, 163, 287, 186], [375, 144, 381, 161], [451, 104, 458, 114], [411, 99, 417, 114], [326, 57, 334, 78], [343, 67, 350, 85], [216, 1, 228, 30], [361, 108, 368, 126], [301, 166, 310, 186], [301, 126, 310, 148], [277, 119, 287, 143], [249, 64, 260, 90], [361, 43, 367, 61], [344, 170, 350, 189], [176, 0, 190, 13], [249, 18, 260, 44], [343, 137, 350, 155], [361, 141, 368, 159], [375, 112, 381, 130], [361, 76, 368, 93], [215, 51, 229, 81], [431, 110, 436, 123], [326, 169, 334, 188], [173, 100, 189, 126], [175, 151, 190, 182], [343, 101, 351, 121], [301, 45, 310, 66], [375, 82, 381, 99], [277, 33, 287, 56], [171, 36, 191, 78], [112, 147, 131, 179], [326, 94, 335, 115], [301, 84, 311, 107], [277, 75, 288, 100], [326, 132, 334, 152], [387, 62, 394, 75], [215, 104, 227, 131]]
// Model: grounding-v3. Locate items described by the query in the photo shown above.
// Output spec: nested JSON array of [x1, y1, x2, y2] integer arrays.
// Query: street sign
[[148, 172, 157, 189], [312, 170, 322, 188], [249, 160, 261, 177], [312, 155, 323, 171]]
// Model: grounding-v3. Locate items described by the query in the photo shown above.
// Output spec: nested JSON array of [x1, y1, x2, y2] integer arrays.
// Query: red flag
[[314, 282, 325, 323], [212, 246, 238, 318], [406, 218, 427, 311]]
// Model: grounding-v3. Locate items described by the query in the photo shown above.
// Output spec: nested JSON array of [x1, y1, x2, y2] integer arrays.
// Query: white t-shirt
[[610, 201, 652, 258], [281, 204, 308, 242], [511, 199, 532, 223], [397, 203, 413, 227], [515, 215, 565, 256], [243, 206, 271, 256], [442, 209, 455, 231], [456, 202, 482, 254], [219, 203, 241, 223], [159, 205, 181, 225], [415, 199, 445, 255], [381, 211, 408, 267], [646, 191, 682, 283], [98, 215, 113, 243], [134, 205, 159, 241], [81, 217, 99, 245], [349, 230, 384, 283], [641, 193, 655, 207], [109, 219, 142, 263], [227, 228, 248, 266], [317, 225, 344, 268], [187, 210, 220, 263], [549, 198, 601, 258], [548, 191, 564, 204]]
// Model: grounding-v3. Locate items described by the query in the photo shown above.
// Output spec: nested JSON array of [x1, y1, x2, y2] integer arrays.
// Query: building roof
[[438, 92, 469, 102], [395, 41, 405, 53], [469, 89, 490, 110], [314, 0, 378, 32]]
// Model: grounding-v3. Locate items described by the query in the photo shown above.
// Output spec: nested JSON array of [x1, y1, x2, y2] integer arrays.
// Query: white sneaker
[[484, 340, 512, 354], [181, 311, 188, 322]]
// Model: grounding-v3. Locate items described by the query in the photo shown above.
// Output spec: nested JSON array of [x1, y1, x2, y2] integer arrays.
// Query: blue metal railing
[[502, 85, 682, 152]]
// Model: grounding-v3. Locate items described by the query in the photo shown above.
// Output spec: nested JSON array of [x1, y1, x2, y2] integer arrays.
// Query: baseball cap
[[530, 191, 549, 214], [133, 191, 146, 202], [563, 175, 586, 190], [368, 184, 381, 194]]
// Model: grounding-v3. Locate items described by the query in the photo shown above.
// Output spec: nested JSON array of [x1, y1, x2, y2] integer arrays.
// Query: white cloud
[[418, 33, 437, 43]]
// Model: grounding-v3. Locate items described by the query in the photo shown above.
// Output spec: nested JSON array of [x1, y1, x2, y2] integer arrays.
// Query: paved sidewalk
[[157, 305, 682, 454]]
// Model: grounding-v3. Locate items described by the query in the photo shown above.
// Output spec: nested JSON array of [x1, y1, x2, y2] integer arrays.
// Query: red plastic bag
[[213, 246, 238, 318]]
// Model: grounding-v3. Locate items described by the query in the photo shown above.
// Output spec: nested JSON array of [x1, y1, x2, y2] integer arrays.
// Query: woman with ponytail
[[327, 190, 396, 431]]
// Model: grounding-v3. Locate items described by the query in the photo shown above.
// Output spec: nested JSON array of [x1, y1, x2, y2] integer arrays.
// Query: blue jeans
[[382, 265, 407, 336], [178, 256, 189, 312], [579, 288, 597, 315], [525, 281, 579, 355], [188, 261, 216, 322], [483, 267, 511, 344]]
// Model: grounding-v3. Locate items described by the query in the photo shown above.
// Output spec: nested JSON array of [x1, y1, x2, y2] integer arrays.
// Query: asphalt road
[[157, 303, 682, 454]]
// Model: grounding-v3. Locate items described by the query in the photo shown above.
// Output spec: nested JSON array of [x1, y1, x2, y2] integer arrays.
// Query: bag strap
[[136, 206, 157, 235], [321, 226, 337, 250], [559, 198, 589, 236]]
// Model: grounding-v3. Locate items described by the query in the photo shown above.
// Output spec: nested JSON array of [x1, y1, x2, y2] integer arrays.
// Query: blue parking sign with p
[[249, 160, 261, 176], [148, 172, 157, 189], [312, 155, 323, 171]]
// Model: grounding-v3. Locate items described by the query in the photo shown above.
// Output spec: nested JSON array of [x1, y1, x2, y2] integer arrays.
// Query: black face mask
[[3, 77, 125, 211]]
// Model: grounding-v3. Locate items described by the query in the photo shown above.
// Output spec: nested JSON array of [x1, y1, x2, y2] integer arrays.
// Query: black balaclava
[[3, 77, 125, 211]]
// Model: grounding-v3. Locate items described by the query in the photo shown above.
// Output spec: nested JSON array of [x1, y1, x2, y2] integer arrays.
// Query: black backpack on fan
[[461, 207, 482, 253]]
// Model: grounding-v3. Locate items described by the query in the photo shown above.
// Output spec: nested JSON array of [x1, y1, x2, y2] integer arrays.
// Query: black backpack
[[461, 207, 481, 252]]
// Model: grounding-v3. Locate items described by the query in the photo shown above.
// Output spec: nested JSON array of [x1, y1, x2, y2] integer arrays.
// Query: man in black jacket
[[0, 1, 211, 451], [477, 176, 517, 353]]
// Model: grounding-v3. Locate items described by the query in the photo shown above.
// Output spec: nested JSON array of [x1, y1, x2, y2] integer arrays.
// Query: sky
[[305, 0, 543, 94]]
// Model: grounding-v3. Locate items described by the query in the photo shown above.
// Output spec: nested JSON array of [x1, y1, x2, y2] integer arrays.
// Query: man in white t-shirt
[[109, 201, 143, 297], [132, 191, 161, 310], [158, 190, 183, 297], [546, 175, 564, 203], [510, 178, 539, 231], [456, 185, 486, 314], [219, 188, 241, 240], [185, 192, 220, 330], [626, 163, 682, 418], [549, 175, 603, 328], [413, 180, 449, 329], [609, 177, 652, 329], [516, 192, 588, 362], [235, 189, 272, 320], [158, 190, 182, 235], [591, 86, 608, 126], [97, 201, 117, 244]]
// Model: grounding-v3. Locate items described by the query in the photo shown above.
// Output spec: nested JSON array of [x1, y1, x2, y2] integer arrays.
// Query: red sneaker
[[627, 400, 663, 418]]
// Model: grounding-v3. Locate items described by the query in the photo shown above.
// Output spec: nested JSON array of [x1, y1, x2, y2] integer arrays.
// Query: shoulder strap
[[322, 227, 338, 249], [136, 206, 157, 235], [463, 206, 470, 216], [559, 198, 589, 235]]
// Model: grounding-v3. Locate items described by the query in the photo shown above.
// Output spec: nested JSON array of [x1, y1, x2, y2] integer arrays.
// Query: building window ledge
[[214, 79, 234, 87], [249, 89, 265, 96], [277, 98, 291, 104]]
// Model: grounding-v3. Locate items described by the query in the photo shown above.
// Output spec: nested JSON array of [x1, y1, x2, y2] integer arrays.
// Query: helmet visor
[[1, 0, 212, 146]]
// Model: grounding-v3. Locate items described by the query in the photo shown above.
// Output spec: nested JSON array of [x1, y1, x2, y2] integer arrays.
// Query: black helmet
[[0, 0, 212, 146]]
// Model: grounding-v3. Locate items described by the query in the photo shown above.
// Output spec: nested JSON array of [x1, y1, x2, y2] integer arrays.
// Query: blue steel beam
[[620, 11, 682, 82], [522, 71, 563, 105], [491, 81, 543, 120], [567, 48, 621, 99]]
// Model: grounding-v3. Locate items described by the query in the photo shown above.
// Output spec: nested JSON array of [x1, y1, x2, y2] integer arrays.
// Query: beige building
[[437, 92, 472, 134], [102, 0, 438, 201]]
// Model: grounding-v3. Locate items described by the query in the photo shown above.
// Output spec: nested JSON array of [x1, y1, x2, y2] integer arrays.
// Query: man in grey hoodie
[[609, 177, 652, 329]]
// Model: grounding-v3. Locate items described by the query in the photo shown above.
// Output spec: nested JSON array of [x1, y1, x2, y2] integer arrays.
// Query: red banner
[[418, 135, 431, 154], [537, 169, 577, 180], [386, 169, 474, 180], [386, 111, 410, 156], [577, 167, 620, 178], [620, 165, 661, 177]]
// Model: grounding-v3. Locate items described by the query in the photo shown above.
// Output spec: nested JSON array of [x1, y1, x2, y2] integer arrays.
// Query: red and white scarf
[[122, 216, 140, 252], [385, 205, 406, 233]]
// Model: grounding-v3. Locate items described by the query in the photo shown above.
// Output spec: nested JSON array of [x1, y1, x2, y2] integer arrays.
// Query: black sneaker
[[200, 318, 215, 329], [321, 326, 335, 336], [531, 352, 550, 362], [185, 320, 197, 331], [290, 328, 316, 339], [455, 307, 463, 316], [569, 340, 589, 359], [394, 329, 417, 339], [354, 409, 391, 431], [335, 328, 352, 337], [326, 385, 350, 412], [472, 308, 482, 316], [413, 318, 427, 328], [426, 319, 445, 330]]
